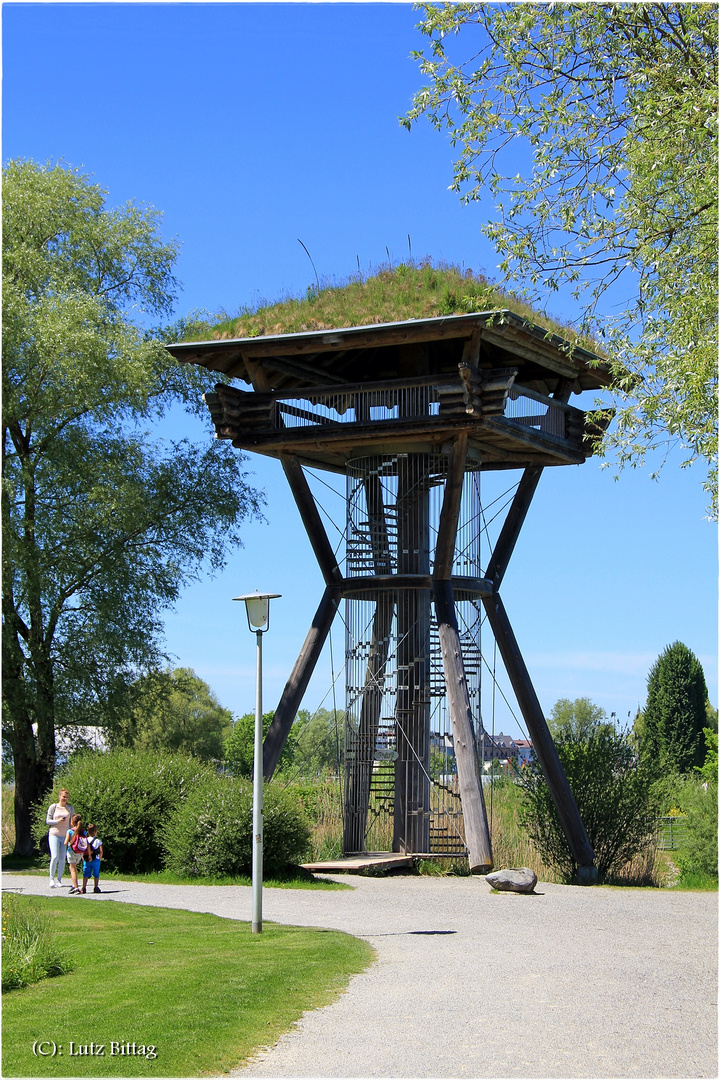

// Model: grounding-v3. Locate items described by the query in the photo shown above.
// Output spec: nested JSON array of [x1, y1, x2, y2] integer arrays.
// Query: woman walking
[[45, 788, 75, 888]]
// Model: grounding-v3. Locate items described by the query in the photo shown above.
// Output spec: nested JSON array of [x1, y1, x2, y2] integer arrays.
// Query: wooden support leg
[[434, 433, 468, 579], [280, 454, 342, 587], [263, 585, 341, 779], [484, 467, 543, 590], [432, 434, 493, 872], [434, 579, 493, 873], [481, 592, 597, 880]]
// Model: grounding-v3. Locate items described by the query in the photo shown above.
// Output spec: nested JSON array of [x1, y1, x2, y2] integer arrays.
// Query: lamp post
[[233, 591, 281, 934]]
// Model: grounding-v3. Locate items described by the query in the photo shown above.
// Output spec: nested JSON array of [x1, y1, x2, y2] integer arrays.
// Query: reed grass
[[296, 775, 559, 877], [486, 779, 561, 881], [2, 892, 72, 991], [298, 776, 665, 886], [291, 777, 345, 861]]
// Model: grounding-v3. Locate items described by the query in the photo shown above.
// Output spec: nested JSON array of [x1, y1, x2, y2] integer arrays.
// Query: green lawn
[[2, 896, 374, 1077]]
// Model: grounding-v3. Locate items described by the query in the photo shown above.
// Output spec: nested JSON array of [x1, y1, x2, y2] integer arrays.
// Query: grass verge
[[2, 895, 374, 1077], [105, 867, 351, 890], [2, 856, 349, 890], [674, 870, 718, 891]]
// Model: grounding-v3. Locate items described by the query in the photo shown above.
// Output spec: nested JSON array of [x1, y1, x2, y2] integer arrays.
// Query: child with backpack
[[81, 824, 103, 894], [65, 815, 88, 894]]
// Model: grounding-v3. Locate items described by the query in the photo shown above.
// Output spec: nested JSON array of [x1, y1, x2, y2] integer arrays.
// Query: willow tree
[[107, 668, 234, 761], [404, 3, 718, 515], [2, 160, 263, 853]]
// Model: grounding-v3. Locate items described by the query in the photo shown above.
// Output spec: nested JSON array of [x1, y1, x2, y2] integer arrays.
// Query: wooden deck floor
[[302, 852, 414, 874]]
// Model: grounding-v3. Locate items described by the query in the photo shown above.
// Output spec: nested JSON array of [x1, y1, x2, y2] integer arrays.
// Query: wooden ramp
[[302, 852, 413, 874]]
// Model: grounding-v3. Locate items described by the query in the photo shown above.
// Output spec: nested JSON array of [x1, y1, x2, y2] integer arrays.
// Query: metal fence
[[656, 815, 688, 851]]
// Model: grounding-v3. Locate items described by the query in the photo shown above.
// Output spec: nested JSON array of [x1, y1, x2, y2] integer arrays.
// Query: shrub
[[279, 777, 343, 862], [674, 778, 718, 883], [2, 893, 71, 991], [518, 723, 661, 883], [31, 749, 214, 873], [163, 775, 312, 878]]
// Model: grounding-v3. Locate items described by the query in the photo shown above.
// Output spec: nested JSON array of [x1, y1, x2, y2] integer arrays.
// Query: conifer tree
[[641, 642, 709, 772]]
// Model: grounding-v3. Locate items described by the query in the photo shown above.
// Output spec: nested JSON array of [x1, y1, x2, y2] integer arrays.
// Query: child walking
[[80, 824, 103, 894], [65, 814, 88, 894]]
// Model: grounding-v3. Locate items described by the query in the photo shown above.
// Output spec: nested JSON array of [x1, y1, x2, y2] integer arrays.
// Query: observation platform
[[167, 310, 613, 474]]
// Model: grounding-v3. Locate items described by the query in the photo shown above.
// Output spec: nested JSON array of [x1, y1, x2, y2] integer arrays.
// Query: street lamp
[[233, 590, 281, 934]]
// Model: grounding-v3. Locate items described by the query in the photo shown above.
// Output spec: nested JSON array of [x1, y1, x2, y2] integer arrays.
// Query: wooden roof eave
[[166, 310, 613, 392]]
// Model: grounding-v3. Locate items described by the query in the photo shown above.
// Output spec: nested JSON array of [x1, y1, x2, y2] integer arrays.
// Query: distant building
[[478, 730, 518, 764], [514, 739, 535, 766], [432, 729, 527, 774]]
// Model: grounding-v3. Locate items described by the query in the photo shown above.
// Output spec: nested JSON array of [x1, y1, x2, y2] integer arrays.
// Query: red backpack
[[70, 830, 88, 854]]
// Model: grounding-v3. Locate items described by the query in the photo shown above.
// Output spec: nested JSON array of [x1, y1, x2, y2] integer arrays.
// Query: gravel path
[[3, 872, 717, 1078]]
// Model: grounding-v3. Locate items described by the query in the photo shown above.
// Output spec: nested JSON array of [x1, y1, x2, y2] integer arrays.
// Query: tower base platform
[[302, 852, 414, 874]]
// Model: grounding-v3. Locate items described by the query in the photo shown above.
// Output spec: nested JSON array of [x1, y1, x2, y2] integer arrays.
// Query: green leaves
[[3, 160, 178, 315], [163, 776, 312, 878], [2, 160, 264, 852], [107, 668, 233, 761], [32, 750, 216, 873], [405, 3, 718, 514]]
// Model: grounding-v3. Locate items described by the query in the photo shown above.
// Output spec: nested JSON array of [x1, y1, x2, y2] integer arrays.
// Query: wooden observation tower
[[168, 311, 612, 881]]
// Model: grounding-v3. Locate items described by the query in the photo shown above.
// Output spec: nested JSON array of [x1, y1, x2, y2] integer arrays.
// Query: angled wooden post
[[263, 584, 341, 779], [281, 454, 342, 587], [484, 466, 544, 590], [434, 580, 493, 873], [481, 591, 596, 880], [434, 433, 469, 580], [432, 433, 493, 873]]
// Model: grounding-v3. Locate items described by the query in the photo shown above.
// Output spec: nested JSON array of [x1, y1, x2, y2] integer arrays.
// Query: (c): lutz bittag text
[[33, 1041, 157, 1060]]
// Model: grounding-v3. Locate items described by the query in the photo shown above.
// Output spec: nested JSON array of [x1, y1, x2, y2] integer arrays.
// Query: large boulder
[[486, 867, 537, 893]]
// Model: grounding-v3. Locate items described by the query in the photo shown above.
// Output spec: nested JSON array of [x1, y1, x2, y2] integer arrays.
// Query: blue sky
[[4, 2, 717, 735]]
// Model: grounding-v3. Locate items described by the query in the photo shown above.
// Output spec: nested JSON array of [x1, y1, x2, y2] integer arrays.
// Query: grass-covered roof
[[169, 262, 612, 396], [183, 261, 599, 349]]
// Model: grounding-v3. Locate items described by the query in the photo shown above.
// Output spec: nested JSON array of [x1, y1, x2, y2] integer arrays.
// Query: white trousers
[[48, 833, 66, 883]]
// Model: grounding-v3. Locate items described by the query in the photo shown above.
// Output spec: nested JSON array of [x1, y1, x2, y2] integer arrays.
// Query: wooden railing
[[203, 367, 590, 456]]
